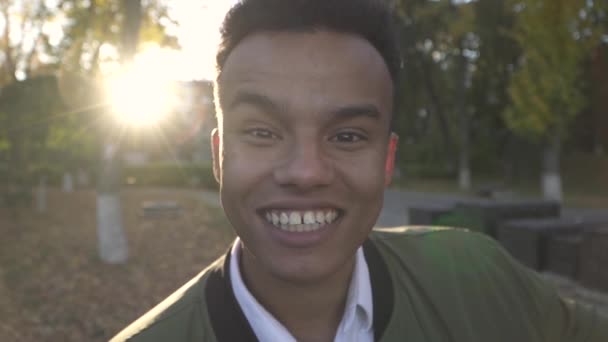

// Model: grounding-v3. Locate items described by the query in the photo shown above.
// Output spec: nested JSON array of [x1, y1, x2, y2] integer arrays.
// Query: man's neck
[[240, 249, 356, 342]]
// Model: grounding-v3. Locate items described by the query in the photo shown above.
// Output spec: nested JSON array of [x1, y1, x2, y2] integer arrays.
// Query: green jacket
[[111, 227, 608, 341]]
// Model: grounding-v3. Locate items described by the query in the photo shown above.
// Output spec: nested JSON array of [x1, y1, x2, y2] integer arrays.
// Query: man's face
[[213, 31, 396, 284]]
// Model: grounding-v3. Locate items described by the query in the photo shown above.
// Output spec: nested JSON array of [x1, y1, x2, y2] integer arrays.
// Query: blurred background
[[0, 0, 607, 341]]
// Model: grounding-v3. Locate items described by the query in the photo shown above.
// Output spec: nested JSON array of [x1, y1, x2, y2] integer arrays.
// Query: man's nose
[[273, 141, 334, 190]]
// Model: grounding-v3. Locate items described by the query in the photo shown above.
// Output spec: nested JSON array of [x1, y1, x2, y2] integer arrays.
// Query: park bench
[[579, 228, 608, 292], [454, 199, 561, 237], [546, 234, 582, 279], [141, 201, 181, 218], [408, 204, 455, 225], [497, 217, 608, 274], [475, 183, 516, 200]]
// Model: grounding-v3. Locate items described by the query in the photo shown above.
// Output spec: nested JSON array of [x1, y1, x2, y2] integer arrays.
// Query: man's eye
[[330, 132, 367, 143], [245, 128, 278, 140]]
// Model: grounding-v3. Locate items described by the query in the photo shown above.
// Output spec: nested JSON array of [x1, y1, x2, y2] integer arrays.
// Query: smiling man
[[112, 1, 608, 341], [213, 28, 395, 342]]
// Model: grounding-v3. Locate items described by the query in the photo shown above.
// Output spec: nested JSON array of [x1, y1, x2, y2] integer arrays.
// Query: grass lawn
[[0, 188, 235, 342]]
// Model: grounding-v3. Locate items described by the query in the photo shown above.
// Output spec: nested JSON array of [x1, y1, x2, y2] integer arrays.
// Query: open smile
[[260, 209, 343, 233]]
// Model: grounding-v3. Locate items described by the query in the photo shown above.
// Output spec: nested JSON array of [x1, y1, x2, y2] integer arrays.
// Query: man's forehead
[[217, 30, 392, 88]]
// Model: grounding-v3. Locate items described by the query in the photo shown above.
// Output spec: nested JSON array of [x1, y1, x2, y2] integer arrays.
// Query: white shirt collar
[[229, 238, 373, 341]]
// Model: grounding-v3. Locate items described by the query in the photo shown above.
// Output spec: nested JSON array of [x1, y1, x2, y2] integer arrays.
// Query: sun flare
[[104, 47, 178, 128]]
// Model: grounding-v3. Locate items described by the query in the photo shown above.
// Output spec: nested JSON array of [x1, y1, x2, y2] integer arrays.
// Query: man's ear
[[384, 133, 398, 187], [211, 128, 220, 184]]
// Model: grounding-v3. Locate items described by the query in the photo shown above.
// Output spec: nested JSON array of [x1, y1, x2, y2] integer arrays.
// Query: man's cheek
[[338, 162, 385, 191], [222, 148, 269, 187]]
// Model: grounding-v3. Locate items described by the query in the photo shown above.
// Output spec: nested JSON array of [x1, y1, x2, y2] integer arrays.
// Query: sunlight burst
[[104, 47, 177, 128]]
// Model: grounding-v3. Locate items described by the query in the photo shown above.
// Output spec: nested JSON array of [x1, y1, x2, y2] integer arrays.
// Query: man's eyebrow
[[227, 92, 381, 122], [228, 91, 280, 113], [330, 104, 381, 121]]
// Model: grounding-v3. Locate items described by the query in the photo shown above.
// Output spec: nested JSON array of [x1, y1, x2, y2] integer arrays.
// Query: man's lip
[[256, 200, 344, 212]]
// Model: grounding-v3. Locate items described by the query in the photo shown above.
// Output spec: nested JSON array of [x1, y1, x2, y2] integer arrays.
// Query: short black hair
[[216, 0, 401, 87]]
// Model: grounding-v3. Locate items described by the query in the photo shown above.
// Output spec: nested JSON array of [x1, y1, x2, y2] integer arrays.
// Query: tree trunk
[[541, 133, 562, 202], [456, 41, 471, 191], [96, 0, 142, 263], [36, 176, 47, 213], [62, 172, 74, 192], [458, 113, 471, 190], [121, 0, 142, 63], [97, 193, 128, 262], [97, 142, 128, 263], [7, 108, 26, 207], [421, 58, 456, 171]]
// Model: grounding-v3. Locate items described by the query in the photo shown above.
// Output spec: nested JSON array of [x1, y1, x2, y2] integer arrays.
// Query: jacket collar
[[205, 238, 394, 342]]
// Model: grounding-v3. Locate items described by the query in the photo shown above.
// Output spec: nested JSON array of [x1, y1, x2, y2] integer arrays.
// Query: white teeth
[[289, 212, 302, 225], [303, 211, 315, 224], [280, 212, 289, 225], [272, 212, 279, 225], [316, 211, 325, 224], [263, 209, 339, 232]]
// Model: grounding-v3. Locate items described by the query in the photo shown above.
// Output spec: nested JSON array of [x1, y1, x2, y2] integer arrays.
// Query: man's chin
[[246, 248, 356, 288]]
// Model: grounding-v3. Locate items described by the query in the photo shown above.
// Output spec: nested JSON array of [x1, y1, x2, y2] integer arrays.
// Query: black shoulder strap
[[205, 247, 258, 342], [363, 239, 395, 341]]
